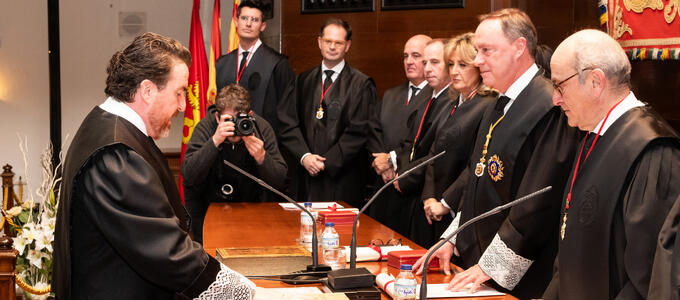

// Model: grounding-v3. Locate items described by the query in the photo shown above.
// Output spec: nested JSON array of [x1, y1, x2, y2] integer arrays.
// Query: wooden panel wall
[[281, 0, 680, 129]]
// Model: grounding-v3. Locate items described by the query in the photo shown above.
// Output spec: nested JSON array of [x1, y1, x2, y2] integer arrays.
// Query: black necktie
[[494, 95, 511, 119], [238, 51, 249, 74], [323, 70, 334, 90], [408, 86, 419, 105]]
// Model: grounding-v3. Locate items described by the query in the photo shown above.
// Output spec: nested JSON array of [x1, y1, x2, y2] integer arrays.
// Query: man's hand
[[371, 153, 391, 174], [413, 240, 454, 276], [423, 198, 442, 224], [447, 264, 491, 293], [212, 115, 236, 147], [393, 179, 402, 193], [302, 154, 326, 176], [242, 135, 266, 165], [424, 199, 449, 224], [381, 168, 396, 183]]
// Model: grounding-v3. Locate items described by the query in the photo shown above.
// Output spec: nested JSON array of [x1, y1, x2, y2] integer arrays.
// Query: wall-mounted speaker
[[119, 12, 147, 38]]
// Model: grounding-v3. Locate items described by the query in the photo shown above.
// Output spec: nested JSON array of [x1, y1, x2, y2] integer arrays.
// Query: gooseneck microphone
[[222, 159, 331, 273], [418, 186, 552, 300], [324, 151, 446, 290]]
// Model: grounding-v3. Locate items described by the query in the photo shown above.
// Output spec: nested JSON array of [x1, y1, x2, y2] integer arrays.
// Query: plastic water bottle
[[321, 222, 340, 267], [394, 264, 417, 300], [300, 202, 315, 248]]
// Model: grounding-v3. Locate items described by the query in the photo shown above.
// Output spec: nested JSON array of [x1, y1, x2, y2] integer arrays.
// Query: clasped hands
[[302, 154, 326, 176], [412, 241, 492, 293], [212, 114, 266, 165], [371, 153, 397, 184]]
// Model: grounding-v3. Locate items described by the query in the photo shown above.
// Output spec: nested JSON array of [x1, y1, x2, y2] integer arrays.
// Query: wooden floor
[[203, 202, 516, 300]]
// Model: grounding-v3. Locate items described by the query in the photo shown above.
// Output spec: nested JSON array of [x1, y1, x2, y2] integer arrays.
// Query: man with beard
[[278, 18, 377, 207], [368, 34, 433, 236], [53, 33, 265, 299]]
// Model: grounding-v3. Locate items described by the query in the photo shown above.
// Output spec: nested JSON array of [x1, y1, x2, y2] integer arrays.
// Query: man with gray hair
[[542, 29, 680, 300], [413, 8, 579, 299]]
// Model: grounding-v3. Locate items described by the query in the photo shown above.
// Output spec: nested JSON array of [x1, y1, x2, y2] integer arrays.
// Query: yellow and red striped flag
[[228, 0, 240, 52], [180, 0, 209, 202], [207, 0, 221, 106]]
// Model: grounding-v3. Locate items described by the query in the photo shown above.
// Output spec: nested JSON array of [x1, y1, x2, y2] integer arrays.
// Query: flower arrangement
[[3, 138, 62, 299]]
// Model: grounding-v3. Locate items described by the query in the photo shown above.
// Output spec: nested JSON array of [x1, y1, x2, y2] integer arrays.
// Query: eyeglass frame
[[238, 15, 262, 23], [321, 38, 347, 47], [552, 67, 596, 97], [368, 238, 402, 247]]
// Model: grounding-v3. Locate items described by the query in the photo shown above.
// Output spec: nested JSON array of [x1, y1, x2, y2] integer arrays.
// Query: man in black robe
[[278, 18, 378, 207], [53, 33, 261, 299], [541, 29, 680, 300], [413, 9, 579, 299], [182, 84, 287, 244], [215, 0, 294, 133], [392, 39, 454, 247], [367, 34, 432, 236]]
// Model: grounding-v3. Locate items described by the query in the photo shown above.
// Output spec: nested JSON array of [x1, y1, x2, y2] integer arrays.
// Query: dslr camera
[[232, 113, 255, 136]]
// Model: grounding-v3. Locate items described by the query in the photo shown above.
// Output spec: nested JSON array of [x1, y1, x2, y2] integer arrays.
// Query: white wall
[[0, 1, 281, 195], [0, 2, 50, 193]]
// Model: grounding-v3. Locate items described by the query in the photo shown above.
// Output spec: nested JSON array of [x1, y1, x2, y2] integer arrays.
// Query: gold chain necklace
[[475, 115, 505, 177]]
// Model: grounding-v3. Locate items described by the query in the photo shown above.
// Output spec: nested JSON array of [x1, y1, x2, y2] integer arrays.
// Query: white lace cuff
[[440, 213, 461, 244], [195, 262, 256, 300], [478, 234, 533, 290]]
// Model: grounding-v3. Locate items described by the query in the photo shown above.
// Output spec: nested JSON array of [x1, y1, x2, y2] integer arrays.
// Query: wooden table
[[203, 202, 515, 300]]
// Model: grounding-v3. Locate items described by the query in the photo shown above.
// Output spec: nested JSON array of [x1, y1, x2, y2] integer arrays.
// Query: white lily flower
[[13, 235, 28, 255], [27, 249, 43, 268], [6, 206, 23, 217]]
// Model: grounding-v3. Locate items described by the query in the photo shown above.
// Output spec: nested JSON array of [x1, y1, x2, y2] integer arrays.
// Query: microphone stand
[[222, 159, 330, 273], [325, 151, 447, 290], [418, 186, 552, 300]]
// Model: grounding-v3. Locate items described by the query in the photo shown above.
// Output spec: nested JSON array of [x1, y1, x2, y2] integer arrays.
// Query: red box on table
[[387, 250, 439, 269], [317, 209, 357, 226]]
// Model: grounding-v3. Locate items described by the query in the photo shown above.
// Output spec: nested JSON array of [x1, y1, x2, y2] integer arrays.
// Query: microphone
[[418, 186, 553, 300], [326, 150, 447, 290], [222, 159, 331, 274]]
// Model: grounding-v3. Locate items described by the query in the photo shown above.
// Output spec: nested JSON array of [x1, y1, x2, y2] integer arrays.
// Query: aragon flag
[[228, 0, 240, 52], [180, 0, 209, 203], [207, 0, 221, 105]]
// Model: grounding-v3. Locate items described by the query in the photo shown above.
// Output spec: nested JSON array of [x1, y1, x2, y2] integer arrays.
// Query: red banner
[[601, 0, 680, 60], [180, 0, 209, 202], [207, 0, 221, 106]]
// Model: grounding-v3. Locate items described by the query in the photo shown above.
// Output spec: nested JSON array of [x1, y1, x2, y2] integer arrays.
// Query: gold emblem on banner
[[623, 0, 664, 13], [487, 155, 504, 182], [613, 6, 633, 39]]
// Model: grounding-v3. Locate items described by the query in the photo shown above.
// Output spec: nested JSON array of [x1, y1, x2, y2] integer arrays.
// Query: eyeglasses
[[238, 15, 261, 23], [322, 38, 346, 47], [552, 67, 595, 97], [368, 238, 402, 247]]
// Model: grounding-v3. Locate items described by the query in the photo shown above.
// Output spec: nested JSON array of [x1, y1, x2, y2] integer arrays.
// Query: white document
[[262, 287, 323, 295], [343, 245, 412, 262], [376, 272, 504, 299], [278, 202, 344, 210]]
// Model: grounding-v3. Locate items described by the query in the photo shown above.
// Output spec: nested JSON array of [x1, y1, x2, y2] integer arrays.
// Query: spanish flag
[[207, 0, 221, 106], [180, 0, 209, 202], [228, 0, 240, 52]]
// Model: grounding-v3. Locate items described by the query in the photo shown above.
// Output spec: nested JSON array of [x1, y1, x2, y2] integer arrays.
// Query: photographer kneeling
[[182, 84, 287, 244]]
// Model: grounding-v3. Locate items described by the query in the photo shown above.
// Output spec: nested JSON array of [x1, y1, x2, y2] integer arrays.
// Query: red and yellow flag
[[180, 0, 209, 202], [207, 0, 221, 105], [228, 0, 241, 52]]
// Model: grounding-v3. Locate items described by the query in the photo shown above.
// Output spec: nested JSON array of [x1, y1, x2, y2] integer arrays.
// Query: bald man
[[542, 29, 680, 300], [368, 34, 433, 236]]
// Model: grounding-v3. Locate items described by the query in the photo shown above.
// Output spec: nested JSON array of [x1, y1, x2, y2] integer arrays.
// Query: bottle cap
[[304, 202, 312, 207], [400, 264, 412, 271], [325, 222, 335, 227]]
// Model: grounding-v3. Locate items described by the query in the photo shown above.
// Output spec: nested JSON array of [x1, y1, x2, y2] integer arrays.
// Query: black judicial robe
[[543, 106, 680, 300], [367, 82, 432, 236], [649, 195, 680, 300], [446, 75, 579, 299], [53, 107, 232, 299], [278, 63, 378, 207], [215, 44, 295, 132], [411, 92, 496, 248]]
